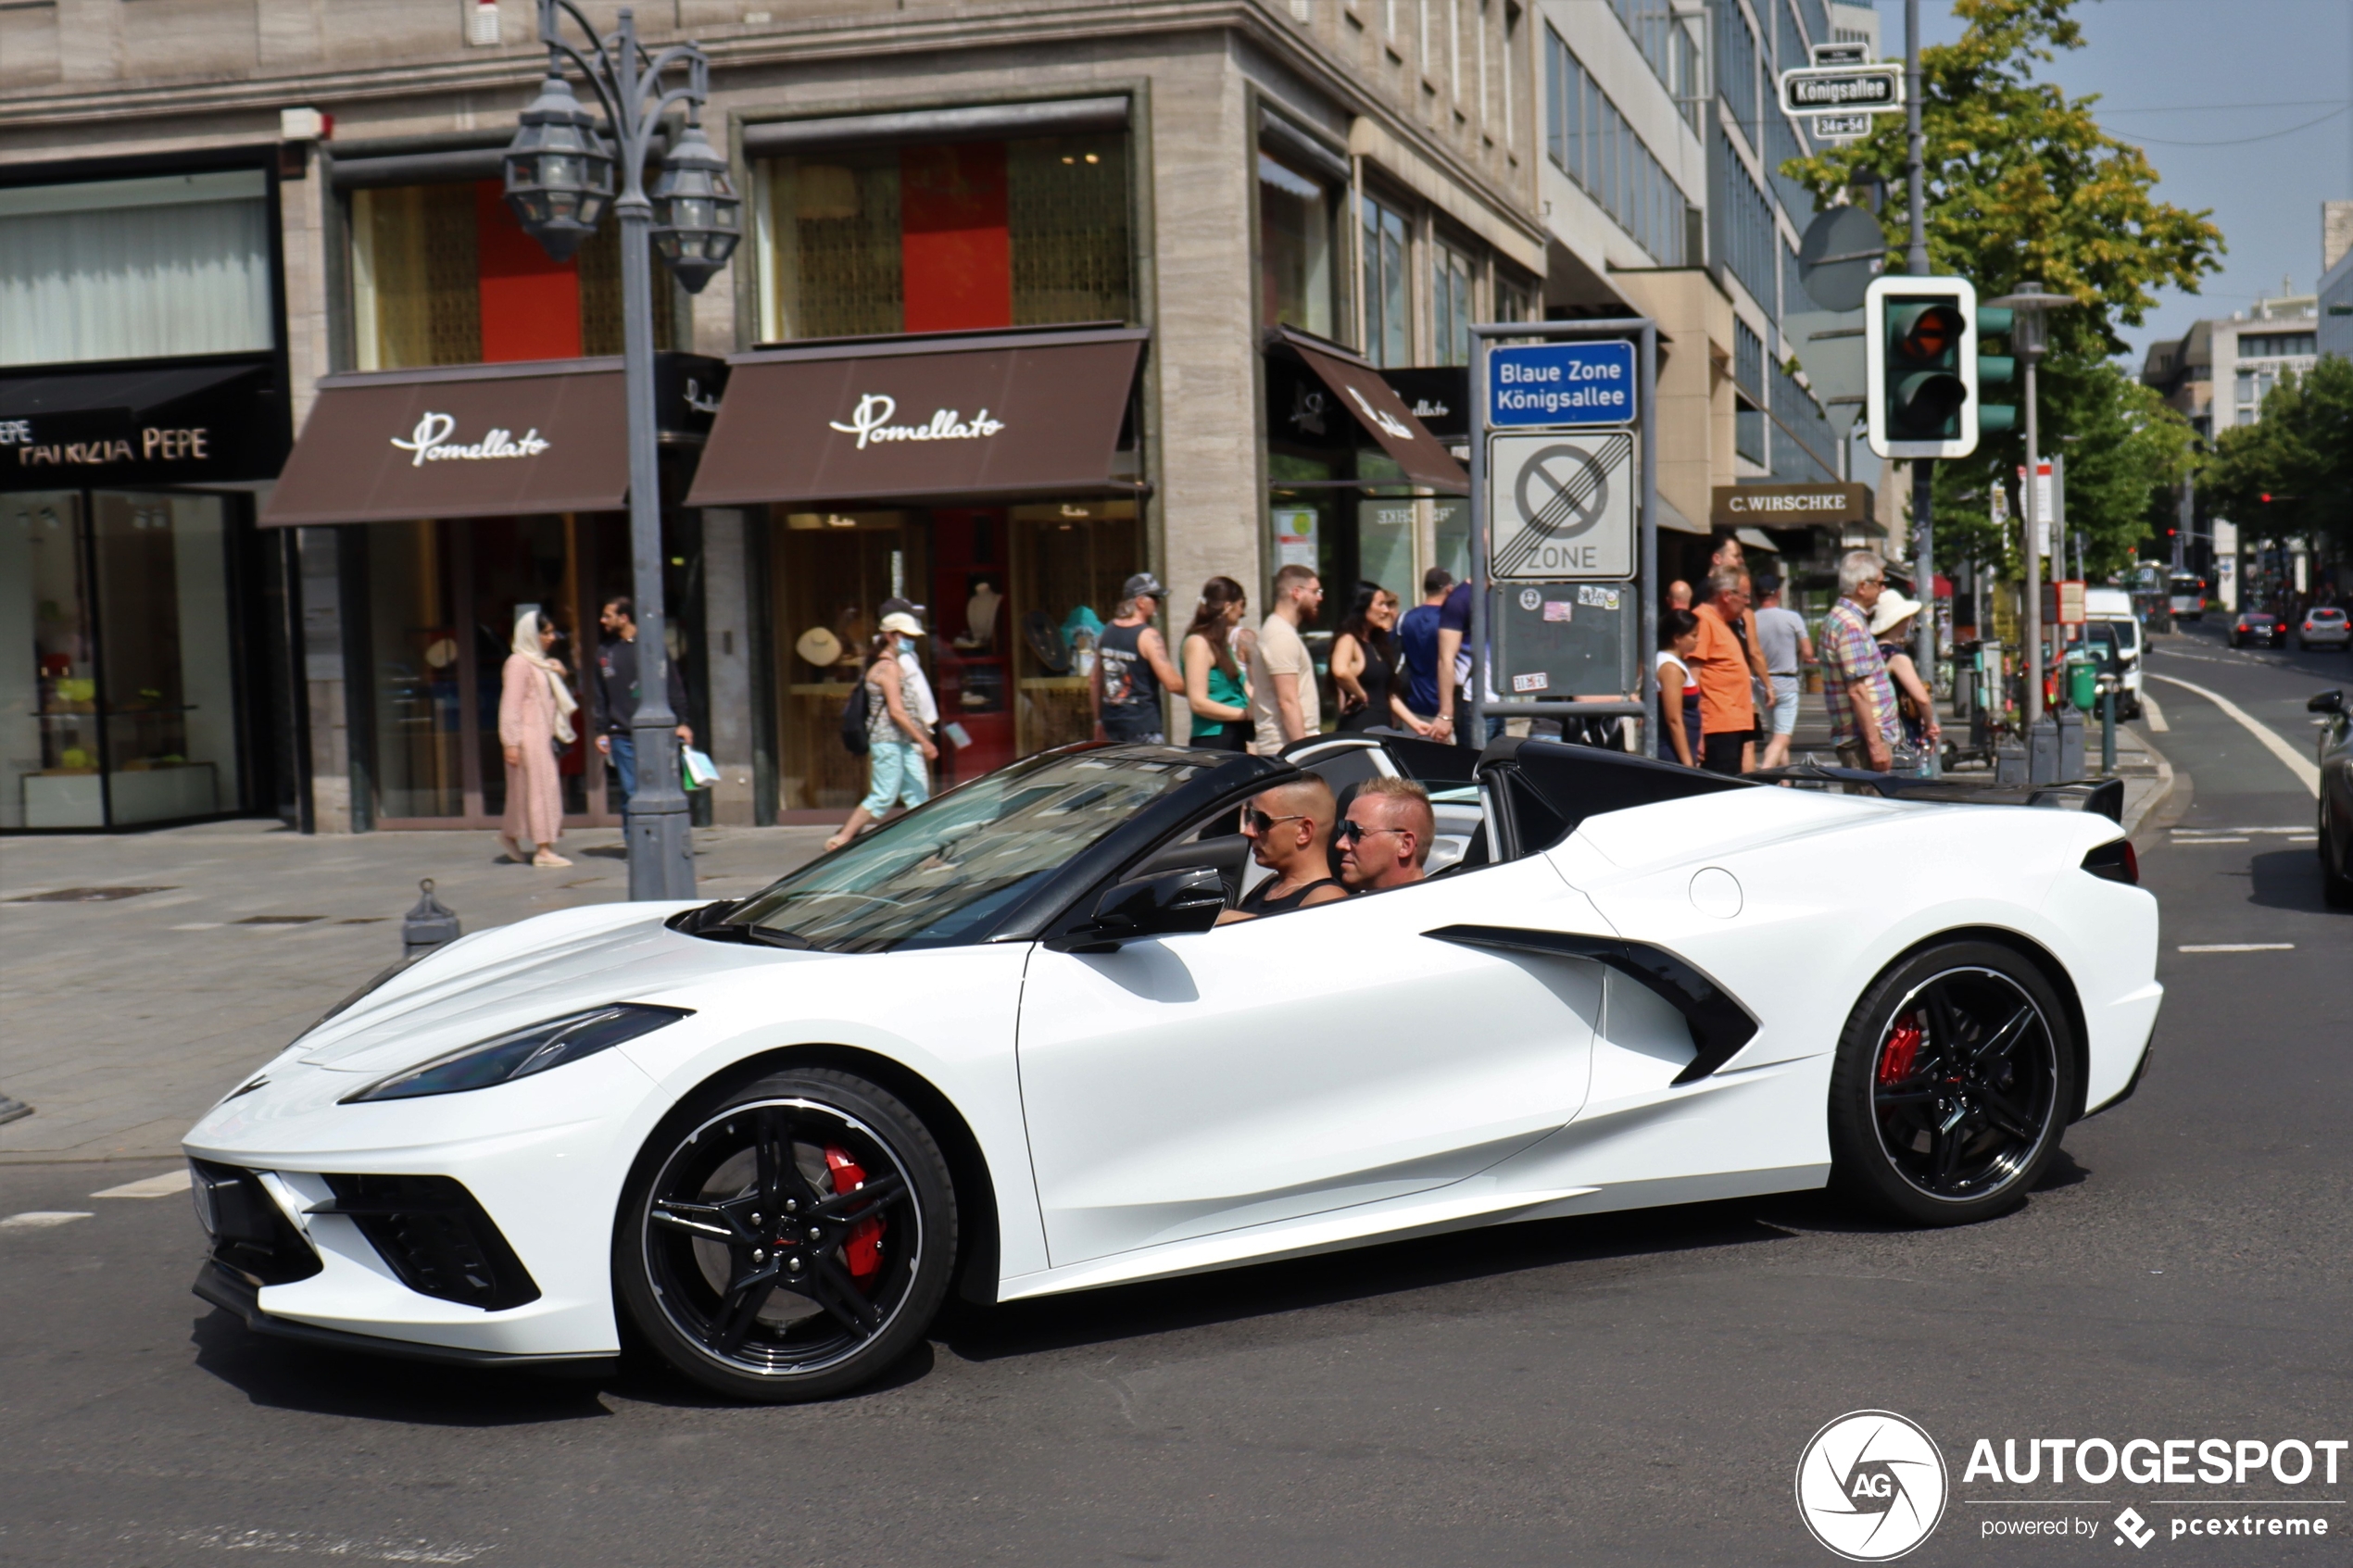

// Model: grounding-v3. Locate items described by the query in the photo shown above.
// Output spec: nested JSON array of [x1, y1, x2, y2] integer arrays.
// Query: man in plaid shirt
[[1821, 550, 1900, 772]]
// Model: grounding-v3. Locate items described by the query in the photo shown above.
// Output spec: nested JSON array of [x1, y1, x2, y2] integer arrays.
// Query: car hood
[[292, 902, 815, 1077]]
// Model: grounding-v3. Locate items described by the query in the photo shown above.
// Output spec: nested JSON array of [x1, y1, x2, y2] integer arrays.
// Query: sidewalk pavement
[[0, 820, 829, 1165]]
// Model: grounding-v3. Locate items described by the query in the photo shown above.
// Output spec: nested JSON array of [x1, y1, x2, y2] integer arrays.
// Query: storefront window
[[1258, 153, 1337, 337], [0, 170, 273, 368], [760, 133, 1130, 341], [2, 490, 243, 828], [350, 181, 674, 369], [1362, 195, 1410, 367]]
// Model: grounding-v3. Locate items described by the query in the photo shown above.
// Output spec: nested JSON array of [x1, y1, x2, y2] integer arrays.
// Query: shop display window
[[1, 490, 245, 828], [771, 510, 928, 812], [758, 132, 1130, 341], [350, 181, 675, 370]]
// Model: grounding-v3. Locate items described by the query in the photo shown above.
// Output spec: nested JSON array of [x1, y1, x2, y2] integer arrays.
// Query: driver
[[1335, 776, 1434, 894], [1216, 778, 1347, 922]]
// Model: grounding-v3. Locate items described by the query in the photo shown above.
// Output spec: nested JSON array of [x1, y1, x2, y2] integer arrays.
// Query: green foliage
[[2203, 356, 2353, 556], [1783, 0, 2224, 576]]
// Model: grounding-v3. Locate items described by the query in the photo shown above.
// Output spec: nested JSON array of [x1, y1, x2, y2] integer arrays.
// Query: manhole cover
[[233, 915, 324, 925], [6, 886, 176, 903]]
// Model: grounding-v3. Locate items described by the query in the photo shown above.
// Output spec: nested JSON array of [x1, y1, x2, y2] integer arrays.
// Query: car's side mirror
[[2309, 690, 2346, 716], [1049, 867, 1227, 952]]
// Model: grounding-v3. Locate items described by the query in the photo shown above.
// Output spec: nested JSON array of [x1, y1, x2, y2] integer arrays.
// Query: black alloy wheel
[[1829, 942, 2077, 1225], [616, 1068, 956, 1402]]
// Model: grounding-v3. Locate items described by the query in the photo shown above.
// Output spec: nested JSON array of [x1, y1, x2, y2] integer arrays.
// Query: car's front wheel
[[1829, 942, 2077, 1226], [616, 1067, 957, 1402]]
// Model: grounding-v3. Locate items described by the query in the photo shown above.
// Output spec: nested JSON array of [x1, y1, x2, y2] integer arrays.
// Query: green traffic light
[[1976, 306, 2015, 336], [1980, 406, 2018, 433], [1977, 354, 2016, 386]]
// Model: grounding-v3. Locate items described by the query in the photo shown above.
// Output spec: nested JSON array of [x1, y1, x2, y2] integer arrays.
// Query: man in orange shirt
[[1690, 570, 1760, 774]]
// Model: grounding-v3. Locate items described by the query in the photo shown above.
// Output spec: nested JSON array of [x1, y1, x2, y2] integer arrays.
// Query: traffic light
[[1975, 306, 2017, 433], [1864, 275, 1983, 459]]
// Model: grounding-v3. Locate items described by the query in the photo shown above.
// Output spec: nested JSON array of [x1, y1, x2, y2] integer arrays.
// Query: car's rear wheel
[[616, 1067, 956, 1402], [1829, 942, 2077, 1226]]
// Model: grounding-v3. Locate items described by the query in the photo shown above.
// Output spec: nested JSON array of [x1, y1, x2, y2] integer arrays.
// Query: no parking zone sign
[[1486, 431, 1635, 581]]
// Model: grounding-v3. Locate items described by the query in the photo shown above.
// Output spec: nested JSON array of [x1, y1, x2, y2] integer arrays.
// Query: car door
[[1014, 853, 1608, 1268]]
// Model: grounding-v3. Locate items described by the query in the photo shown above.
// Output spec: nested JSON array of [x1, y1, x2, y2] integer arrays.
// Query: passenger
[[1335, 776, 1434, 894], [1216, 777, 1347, 922]]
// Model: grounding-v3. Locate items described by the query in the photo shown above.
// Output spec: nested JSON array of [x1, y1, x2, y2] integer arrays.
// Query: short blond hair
[[1353, 776, 1435, 865]]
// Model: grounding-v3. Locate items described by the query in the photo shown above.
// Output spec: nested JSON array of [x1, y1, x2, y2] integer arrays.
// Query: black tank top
[[1239, 875, 1343, 914], [1341, 634, 1396, 732], [1096, 621, 1159, 717]]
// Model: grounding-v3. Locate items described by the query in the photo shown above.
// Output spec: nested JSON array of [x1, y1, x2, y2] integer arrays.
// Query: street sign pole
[[1904, 0, 1938, 775], [1467, 317, 1656, 747]]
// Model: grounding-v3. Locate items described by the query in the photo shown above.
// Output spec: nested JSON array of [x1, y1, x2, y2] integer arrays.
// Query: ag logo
[[1795, 1411, 1948, 1561]]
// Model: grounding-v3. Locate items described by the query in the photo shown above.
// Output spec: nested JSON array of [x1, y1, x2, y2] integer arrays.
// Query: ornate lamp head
[[502, 70, 614, 262], [648, 122, 741, 294]]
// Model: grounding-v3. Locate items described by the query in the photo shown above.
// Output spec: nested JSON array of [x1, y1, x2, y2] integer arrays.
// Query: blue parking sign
[[1489, 341, 1636, 427]]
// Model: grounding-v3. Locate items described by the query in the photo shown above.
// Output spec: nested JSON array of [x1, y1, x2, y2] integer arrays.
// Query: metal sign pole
[[1467, 327, 1490, 744], [1639, 321, 1658, 756]]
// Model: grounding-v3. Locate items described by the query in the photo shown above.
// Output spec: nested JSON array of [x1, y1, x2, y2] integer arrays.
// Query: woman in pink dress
[[498, 609, 579, 868]]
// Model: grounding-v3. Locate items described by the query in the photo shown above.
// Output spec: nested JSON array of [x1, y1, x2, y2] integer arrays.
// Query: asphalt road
[[3, 626, 2347, 1568]]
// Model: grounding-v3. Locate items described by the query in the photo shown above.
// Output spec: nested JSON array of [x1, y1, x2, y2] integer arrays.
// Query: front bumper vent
[[315, 1173, 541, 1311], [190, 1160, 323, 1286]]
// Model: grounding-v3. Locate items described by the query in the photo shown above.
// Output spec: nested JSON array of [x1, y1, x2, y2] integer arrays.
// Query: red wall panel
[[473, 180, 584, 362], [900, 144, 1011, 333]]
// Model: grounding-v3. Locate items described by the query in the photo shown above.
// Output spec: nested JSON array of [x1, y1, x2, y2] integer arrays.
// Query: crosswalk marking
[[91, 1168, 192, 1199]]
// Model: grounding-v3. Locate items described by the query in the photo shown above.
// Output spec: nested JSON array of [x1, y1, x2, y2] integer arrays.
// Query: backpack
[[838, 676, 871, 758]]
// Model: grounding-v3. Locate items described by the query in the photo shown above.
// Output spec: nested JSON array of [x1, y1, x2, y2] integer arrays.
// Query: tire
[[1828, 941, 2078, 1226], [2322, 810, 2353, 910], [616, 1067, 957, 1402]]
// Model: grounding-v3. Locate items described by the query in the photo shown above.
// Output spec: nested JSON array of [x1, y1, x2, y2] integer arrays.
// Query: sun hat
[[879, 610, 926, 638], [794, 626, 843, 667], [1868, 590, 1923, 637]]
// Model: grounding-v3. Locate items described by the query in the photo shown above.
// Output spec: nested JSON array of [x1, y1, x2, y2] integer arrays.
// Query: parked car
[[2297, 607, 2350, 653], [2313, 690, 2353, 909], [2231, 611, 2284, 649]]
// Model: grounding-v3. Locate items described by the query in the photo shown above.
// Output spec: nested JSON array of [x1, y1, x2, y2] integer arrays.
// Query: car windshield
[[725, 750, 1213, 953]]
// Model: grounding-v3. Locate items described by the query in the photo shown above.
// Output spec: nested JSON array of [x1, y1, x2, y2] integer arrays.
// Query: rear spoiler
[[1749, 765, 2125, 825]]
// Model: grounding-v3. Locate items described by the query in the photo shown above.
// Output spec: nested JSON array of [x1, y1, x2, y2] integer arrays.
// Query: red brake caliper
[[824, 1147, 886, 1282], [1878, 1015, 1924, 1086]]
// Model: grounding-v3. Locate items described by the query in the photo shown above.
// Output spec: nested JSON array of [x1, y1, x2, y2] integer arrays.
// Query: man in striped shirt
[[1821, 550, 1900, 773]]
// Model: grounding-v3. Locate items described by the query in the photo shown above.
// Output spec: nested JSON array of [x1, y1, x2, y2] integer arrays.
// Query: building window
[[1734, 318, 1765, 402], [351, 181, 676, 368], [0, 170, 272, 368], [1715, 0, 1760, 141], [1496, 268, 1538, 323], [759, 133, 1129, 342], [1713, 131, 1776, 307], [1764, 111, 1816, 223], [1547, 27, 1692, 267], [2238, 332, 2315, 358], [1607, 0, 1705, 134], [1259, 151, 1340, 337], [1433, 241, 1475, 365], [1362, 194, 1411, 366]]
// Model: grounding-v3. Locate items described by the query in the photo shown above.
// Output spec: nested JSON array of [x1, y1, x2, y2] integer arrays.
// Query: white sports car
[[186, 735, 2161, 1401]]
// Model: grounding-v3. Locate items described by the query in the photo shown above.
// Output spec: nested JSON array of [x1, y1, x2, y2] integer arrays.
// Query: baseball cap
[[879, 611, 925, 637], [1122, 571, 1167, 602]]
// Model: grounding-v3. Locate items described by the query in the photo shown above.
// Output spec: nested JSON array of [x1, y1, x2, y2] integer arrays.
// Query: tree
[[1783, 0, 2224, 575], [2202, 356, 2353, 560]]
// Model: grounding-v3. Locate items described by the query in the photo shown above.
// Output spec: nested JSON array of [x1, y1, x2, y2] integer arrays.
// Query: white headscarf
[[511, 609, 579, 745]]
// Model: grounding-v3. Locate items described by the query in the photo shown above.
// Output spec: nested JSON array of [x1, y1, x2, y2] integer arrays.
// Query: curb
[[2122, 727, 2184, 847]]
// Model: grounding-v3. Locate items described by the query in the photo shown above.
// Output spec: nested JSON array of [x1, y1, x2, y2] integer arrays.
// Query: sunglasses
[[1335, 818, 1404, 844], [1243, 809, 1309, 834]]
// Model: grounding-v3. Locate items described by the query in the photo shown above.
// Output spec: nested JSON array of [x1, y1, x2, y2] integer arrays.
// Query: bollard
[[2100, 683, 2117, 776], [402, 877, 461, 957]]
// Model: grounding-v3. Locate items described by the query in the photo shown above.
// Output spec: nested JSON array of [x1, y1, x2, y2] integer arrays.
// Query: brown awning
[[685, 326, 1147, 508], [1273, 328, 1467, 492], [259, 354, 725, 527]]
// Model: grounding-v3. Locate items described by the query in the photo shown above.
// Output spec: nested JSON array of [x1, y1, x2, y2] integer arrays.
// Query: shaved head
[[1259, 776, 1334, 824]]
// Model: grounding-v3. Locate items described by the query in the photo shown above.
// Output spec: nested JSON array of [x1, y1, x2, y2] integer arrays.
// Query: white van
[[2078, 587, 2143, 718]]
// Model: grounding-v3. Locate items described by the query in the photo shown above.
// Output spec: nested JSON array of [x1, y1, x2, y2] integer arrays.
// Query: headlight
[[342, 1004, 690, 1104]]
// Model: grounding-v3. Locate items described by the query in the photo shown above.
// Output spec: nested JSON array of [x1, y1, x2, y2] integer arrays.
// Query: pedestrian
[[1334, 776, 1434, 893], [1396, 568, 1452, 731], [1249, 564, 1324, 752], [591, 595, 693, 830], [1869, 589, 1943, 771], [880, 595, 940, 744], [1180, 575, 1253, 752], [1093, 572, 1183, 745], [1433, 574, 1501, 749], [824, 611, 937, 851], [1689, 571, 1759, 775], [1332, 581, 1425, 734], [1754, 575, 1815, 771], [498, 608, 578, 869], [1216, 778, 1347, 922], [1667, 579, 1693, 610], [1655, 608, 1702, 768], [1820, 551, 1902, 773]]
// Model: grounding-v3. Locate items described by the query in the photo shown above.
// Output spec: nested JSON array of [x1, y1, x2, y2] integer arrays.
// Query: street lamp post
[[502, 2, 738, 901], [1985, 282, 2073, 782]]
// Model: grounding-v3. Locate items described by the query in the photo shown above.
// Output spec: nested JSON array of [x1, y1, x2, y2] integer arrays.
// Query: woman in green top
[[1181, 575, 1252, 751]]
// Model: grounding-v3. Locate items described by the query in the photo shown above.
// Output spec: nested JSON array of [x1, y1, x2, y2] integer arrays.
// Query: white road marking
[[2290, 834, 2319, 843], [2170, 836, 2248, 844], [1, 1210, 93, 1230], [2178, 943, 2296, 953], [92, 1168, 191, 1199], [2145, 672, 2322, 797], [170, 922, 223, 931], [2140, 692, 2169, 731]]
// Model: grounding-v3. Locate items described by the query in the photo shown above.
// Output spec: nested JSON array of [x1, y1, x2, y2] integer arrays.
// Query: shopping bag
[[680, 746, 719, 790]]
